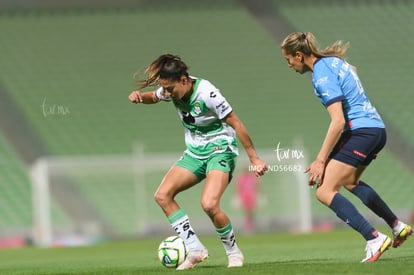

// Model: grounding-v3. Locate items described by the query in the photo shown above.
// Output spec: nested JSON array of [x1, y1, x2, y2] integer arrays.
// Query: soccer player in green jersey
[[129, 54, 268, 270]]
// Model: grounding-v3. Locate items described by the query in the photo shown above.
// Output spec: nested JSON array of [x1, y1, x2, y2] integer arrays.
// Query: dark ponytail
[[136, 54, 189, 89]]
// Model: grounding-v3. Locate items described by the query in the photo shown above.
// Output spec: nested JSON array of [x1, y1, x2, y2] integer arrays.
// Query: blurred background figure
[[236, 167, 260, 234]]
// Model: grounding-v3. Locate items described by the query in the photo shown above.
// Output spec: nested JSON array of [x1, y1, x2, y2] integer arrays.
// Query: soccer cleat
[[361, 233, 392, 263], [176, 248, 208, 270], [227, 250, 244, 268], [392, 222, 412, 248]]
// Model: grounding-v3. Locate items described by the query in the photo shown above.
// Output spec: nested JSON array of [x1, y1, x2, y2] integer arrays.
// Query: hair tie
[[301, 33, 306, 40]]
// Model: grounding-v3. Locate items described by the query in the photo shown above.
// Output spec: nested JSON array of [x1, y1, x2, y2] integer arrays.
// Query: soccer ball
[[158, 236, 188, 268]]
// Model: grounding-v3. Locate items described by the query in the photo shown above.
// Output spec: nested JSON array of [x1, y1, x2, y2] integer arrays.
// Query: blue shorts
[[329, 128, 386, 167]]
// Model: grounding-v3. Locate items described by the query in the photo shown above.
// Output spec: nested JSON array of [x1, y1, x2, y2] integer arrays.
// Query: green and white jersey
[[155, 77, 238, 159]]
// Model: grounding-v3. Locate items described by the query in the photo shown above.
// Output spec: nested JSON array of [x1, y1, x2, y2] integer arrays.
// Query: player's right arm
[[128, 91, 160, 104]]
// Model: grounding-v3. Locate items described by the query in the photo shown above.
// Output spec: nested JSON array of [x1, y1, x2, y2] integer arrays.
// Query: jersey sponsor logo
[[182, 111, 195, 124], [210, 91, 217, 98]]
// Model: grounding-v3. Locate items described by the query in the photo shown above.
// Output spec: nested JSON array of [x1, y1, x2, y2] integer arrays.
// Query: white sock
[[168, 209, 204, 251], [216, 223, 240, 255]]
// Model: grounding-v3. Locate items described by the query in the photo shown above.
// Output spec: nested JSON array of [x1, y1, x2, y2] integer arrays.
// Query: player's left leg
[[202, 153, 243, 268], [202, 170, 244, 268]]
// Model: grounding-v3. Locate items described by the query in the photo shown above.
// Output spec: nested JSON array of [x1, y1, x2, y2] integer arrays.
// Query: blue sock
[[329, 192, 377, 241], [351, 181, 398, 228]]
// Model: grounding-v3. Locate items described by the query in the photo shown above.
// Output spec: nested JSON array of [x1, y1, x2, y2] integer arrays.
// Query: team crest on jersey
[[193, 101, 202, 115]]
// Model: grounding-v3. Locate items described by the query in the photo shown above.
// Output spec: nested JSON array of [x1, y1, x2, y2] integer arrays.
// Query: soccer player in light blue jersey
[[129, 54, 268, 270], [281, 32, 412, 263]]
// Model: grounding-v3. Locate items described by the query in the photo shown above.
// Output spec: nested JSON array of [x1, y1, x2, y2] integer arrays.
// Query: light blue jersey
[[312, 57, 385, 131]]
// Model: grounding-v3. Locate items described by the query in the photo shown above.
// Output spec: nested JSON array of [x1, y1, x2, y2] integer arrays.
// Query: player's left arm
[[224, 112, 268, 177]]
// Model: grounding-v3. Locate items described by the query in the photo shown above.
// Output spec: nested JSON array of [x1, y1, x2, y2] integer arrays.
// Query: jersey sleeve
[[155, 87, 172, 102], [204, 88, 233, 120], [312, 61, 344, 107]]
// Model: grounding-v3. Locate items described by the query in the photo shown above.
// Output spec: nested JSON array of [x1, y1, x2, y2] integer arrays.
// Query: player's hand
[[129, 91, 143, 104], [305, 159, 325, 187], [250, 158, 268, 177]]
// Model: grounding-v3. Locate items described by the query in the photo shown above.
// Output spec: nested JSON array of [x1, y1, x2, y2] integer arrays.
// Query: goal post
[[30, 144, 312, 247], [31, 158, 52, 247]]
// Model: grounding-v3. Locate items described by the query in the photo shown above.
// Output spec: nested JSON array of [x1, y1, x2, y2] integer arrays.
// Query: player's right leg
[[154, 165, 200, 216], [153, 165, 208, 270]]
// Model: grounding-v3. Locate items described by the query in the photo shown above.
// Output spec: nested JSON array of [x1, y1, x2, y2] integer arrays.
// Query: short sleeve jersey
[[155, 77, 238, 159], [312, 57, 385, 131]]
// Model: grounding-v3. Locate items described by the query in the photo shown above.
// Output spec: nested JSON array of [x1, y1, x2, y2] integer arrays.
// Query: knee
[[154, 189, 172, 207], [315, 188, 333, 206], [315, 189, 324, 204], [200, 198, 219, 217]]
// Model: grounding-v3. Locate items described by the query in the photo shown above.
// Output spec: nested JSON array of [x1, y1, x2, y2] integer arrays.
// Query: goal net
[[30, 145, 311, 247]]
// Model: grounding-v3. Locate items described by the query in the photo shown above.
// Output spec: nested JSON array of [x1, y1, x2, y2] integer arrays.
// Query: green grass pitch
[[0, 229, 412, 274]]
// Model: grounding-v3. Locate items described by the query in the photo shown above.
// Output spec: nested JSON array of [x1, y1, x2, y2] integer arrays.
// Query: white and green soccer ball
[[158, 236, 188, 268]]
